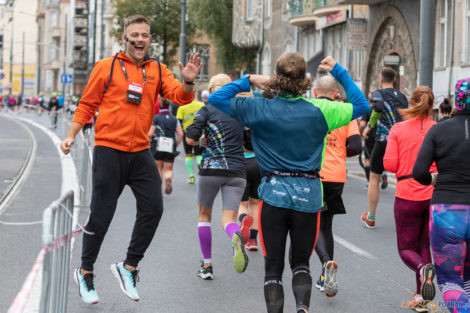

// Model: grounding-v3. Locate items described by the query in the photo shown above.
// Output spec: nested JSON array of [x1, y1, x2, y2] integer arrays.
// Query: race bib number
[[127, 82, 143, 104], [157, 137, 174, 153]]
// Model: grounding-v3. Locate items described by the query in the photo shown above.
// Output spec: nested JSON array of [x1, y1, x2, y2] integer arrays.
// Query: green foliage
[[189, 0, 256, 73], [111, 0, 194, 65]]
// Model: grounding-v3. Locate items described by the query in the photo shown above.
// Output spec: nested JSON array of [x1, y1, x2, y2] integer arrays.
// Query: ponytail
[[399, 86, 434, 120]]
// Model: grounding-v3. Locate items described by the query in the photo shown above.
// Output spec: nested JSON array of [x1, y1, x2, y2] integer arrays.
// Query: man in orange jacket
[[60, 14, 201, 304]]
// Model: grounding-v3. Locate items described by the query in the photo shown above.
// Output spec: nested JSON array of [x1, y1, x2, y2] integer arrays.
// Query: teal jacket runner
[[208, 63, 369, 213]]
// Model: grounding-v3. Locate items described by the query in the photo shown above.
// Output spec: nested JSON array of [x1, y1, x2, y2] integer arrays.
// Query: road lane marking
[[334, 234, 378, 260], [0, 117, 36, 216]]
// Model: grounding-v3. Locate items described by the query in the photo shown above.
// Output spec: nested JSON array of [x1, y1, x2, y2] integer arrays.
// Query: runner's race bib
[[157, 137, 174, 153], [127, 82, 143, 104]]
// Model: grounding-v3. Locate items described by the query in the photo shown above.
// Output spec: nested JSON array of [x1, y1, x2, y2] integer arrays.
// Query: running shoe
[[420, 263, 436, 301], [315, 264, 325, 292], [232, 232, 248, 273], [188, 175, 195, 184], [324, 260, 338, 297], [381, 173, 388, 190], [240, 215, 253, 243], [246, 239, 258, 251], [361, 211, 376, 228], [198, 262, 214, 280], [110, 262, 140, 301], [73, 267, 99, 304], [410, 294, 428, 312], [165, 178, 172, 195]]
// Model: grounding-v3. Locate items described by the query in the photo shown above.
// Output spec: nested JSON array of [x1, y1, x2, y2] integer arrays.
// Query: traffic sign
[[60, 74, 73, 84]]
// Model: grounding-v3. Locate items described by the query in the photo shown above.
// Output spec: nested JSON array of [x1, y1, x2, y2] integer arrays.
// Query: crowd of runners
[[57, 13, 470, 313]]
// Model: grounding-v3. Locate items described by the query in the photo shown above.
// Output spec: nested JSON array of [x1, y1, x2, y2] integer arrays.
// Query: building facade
[[0, 0, 39, 96], [232, 0, 297, 76], [289, 1, 368, 87], [340, 0, 470, 102]]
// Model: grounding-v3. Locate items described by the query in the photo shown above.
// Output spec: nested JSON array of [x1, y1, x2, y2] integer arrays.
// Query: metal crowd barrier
[[7, 190, 77, 313], [39, 190, 75, 313]]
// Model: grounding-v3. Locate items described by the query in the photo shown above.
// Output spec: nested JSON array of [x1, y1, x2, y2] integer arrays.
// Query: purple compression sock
[[224, 222, 240, 239], [198, 222, 212, 263]]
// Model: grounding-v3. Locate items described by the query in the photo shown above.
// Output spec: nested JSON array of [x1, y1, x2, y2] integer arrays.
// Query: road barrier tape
[[6, 224, 87, 313], [7, 248, 47, 313]]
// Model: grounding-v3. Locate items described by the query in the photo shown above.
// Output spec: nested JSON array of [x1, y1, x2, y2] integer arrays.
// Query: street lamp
[[179, 0, 186, 82]]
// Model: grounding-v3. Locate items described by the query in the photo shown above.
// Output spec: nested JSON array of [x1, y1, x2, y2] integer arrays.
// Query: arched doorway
[[364, 6, 417, 97]]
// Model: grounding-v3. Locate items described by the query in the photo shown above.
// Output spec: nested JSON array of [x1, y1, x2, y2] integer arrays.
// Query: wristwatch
[[184, 80, 195, 85]]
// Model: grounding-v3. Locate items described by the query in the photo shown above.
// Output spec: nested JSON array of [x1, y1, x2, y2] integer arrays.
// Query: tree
[[189, 0, 256, 73], [111, 0, 194, 66]]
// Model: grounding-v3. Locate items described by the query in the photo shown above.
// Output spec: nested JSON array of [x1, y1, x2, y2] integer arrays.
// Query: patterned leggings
[[430, 204, 470, 313]]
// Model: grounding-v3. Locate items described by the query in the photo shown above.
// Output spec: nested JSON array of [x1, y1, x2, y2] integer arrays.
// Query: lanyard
[[118, 58, 146, 84]]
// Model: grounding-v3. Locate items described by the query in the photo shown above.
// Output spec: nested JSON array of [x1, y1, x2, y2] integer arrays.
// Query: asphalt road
[[0, 110, 444, 313]]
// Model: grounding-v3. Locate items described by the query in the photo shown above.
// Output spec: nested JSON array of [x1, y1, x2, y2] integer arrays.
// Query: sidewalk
[[0, 114, 33, 207]]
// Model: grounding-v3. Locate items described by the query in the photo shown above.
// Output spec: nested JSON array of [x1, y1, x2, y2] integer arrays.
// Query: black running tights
[[314, 210, 334, 265], [259, 201, 320, 313]]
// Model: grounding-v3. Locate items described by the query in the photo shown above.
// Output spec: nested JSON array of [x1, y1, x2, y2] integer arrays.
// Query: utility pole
[[9, 19, 14, 96], [36, 23, 41, 95], [88, 0, 96, 73], [256, 0, 265, 75], [418, 0, 436, 88], [100, 0, 105, 59], [20, 31, 24, 96], [179, 0, 186, 81], [62, 14, 67, 97]]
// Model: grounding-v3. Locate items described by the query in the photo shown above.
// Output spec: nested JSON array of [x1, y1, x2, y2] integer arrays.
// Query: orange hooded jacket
[[73, 52, 194, 152]]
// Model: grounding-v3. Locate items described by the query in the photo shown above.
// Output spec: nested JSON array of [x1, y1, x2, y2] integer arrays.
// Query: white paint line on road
[[0, 117, 37, 217], [335, 234, 414, 295], [19, 117, 80, 212], [334, 234, 378, 260]]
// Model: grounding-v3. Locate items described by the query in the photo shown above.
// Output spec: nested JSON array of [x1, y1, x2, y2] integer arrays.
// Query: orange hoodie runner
[[73, 52, 194, 152]]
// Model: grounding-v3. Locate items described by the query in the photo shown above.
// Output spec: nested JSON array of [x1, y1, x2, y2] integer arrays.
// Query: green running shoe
[[232, 232, 248, 273], [188, 175, 195, 184]]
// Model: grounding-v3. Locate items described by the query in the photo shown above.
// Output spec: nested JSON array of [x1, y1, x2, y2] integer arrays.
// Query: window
[[50, 11, 57, 29], [465, 0, 470, 63], [265, 0, 271, 18], [301, 27, 321, 61], [355, 50, 363, 81], [187, 45, 209, 81], [437, 0, 447, 67], [49, 45, 56, 62], [246, 0, 254, 22], [261, 44, 271, 75]]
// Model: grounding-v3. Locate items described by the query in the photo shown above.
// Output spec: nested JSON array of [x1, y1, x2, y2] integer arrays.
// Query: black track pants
[[81, 146, 163, 271]]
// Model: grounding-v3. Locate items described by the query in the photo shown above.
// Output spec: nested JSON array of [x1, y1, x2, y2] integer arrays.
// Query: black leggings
[[314, 210, 334, 264], [259, 201, 320, 313], [81, 146, 163, 271]]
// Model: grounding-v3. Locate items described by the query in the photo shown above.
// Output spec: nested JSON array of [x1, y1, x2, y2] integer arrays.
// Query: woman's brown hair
[[268, 52, 313, 96], [399, 86, 434, 120]]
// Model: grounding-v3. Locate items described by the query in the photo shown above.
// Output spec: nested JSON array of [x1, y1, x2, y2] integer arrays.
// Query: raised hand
[[179, 53, 203, 83], [319, 56, 337, 72], [249, 75, 271, 90]]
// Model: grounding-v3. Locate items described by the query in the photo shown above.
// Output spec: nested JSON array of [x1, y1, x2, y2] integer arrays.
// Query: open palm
[[179, 53, 203, 82]]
